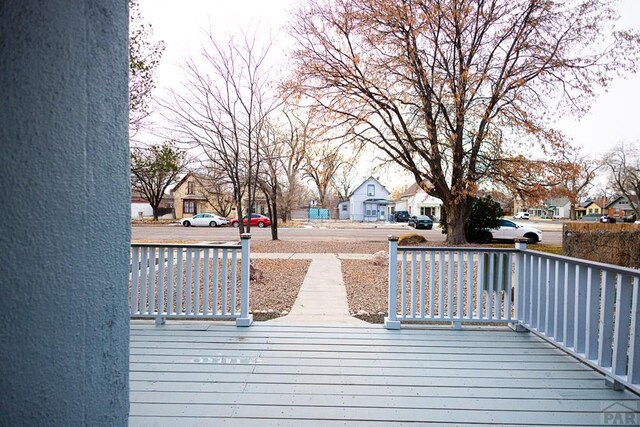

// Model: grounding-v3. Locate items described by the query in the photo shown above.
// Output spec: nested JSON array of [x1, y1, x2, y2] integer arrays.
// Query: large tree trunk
[[444, 200, 472, 245], [151, 204, 160, 221]]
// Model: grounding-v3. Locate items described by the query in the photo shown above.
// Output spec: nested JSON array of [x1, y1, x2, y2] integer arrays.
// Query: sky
[[138, 0, 640, 189]]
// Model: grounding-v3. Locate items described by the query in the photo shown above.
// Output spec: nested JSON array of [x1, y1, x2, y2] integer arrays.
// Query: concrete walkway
[[262, 253, 368, 325]]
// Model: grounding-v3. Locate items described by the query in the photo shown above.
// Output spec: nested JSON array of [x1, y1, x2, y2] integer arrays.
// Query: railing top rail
[[131, 243, 242, 250], [520, 248, 640, 277], [397, 246, 515, 254]]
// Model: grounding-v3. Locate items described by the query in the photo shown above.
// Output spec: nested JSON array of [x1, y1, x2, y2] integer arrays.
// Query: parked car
[[623, 214, 637, 223], [514, 212, 530, 220], [229, 214, 271, 228], [581, 214, 602, 222], [477, 219, 542, 244], [407, 215, 433, 230], [394, 210, 410, 222], [600, 215, 617, 223], [180, 213, 228, 227]]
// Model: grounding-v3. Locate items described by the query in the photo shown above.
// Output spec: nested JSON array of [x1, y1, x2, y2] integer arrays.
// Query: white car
[[180, 213, 228, 227], [514, 212, 530, 220], [481, 219, 542, 244]]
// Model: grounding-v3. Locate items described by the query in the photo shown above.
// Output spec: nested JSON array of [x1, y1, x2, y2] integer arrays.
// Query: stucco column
[[0, 1, 130, 425]]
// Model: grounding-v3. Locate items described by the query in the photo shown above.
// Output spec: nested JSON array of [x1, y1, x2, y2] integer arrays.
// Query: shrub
[[465, 197, 503, 243], [398, 232, 427, 246]]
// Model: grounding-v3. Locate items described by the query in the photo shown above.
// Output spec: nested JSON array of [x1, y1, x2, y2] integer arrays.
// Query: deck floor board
[[129, 321, 640, 426]]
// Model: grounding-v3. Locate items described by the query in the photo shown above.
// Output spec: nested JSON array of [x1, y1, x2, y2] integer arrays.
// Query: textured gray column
[[0, 1, 130, 425]]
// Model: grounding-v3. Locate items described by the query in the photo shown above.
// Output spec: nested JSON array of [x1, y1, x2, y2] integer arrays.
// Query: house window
[[367, 184, 375, 196], [187, 181, 195, 195], [183, 200, 196, 214], [365, 203, 377, 217], [341, 204, 347, 212]]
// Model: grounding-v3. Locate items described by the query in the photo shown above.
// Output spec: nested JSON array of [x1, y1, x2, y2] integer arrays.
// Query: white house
[[397, 182, 443, 221], [546, 197, 571, 219], [339, 176, 391, 221]]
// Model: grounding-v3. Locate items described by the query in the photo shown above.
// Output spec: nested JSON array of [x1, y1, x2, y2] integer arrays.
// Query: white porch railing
[[385, 236, 640, 394], [130, 234, 253, 327]]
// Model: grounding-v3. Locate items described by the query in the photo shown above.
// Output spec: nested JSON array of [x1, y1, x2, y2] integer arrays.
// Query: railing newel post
[[236, 234, 253, 327], [385, 236, 401, 329]]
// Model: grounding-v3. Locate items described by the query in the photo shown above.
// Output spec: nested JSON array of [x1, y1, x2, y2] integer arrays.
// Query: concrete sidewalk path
[[266, 254, 368, 325]]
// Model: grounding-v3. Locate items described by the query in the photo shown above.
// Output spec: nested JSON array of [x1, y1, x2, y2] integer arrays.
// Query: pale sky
[[139, 0, 640, 188]]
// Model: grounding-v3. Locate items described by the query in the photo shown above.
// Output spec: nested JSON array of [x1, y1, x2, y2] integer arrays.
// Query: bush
[[398, 232, 427, 246]]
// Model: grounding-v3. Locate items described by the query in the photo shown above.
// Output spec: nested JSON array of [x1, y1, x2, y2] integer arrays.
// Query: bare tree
[[555, 151, 601, 220], [197, 164, 236, 217], [303, 143, 344, 209], [131, 142, 186, 220], [332, 160, 357, 202], [277, 111, 310, 222], [289, 0, 640, 243], [129, 0, 164, 137], [604, 142, 640, 217], [163, 29, 279, 236]]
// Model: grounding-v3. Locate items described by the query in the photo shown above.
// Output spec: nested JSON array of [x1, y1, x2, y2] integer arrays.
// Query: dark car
[[407, 215, 433, 230], [600, 215, 617, 223], [394, 210, 410, 222]]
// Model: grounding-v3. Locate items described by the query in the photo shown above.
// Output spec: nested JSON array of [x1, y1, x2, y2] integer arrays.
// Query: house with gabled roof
[[394, 182, 443, 222], [338, 176, 391, 221], [605, 195, 639, 219]]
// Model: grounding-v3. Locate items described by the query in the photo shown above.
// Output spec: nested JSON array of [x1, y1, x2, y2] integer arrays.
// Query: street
[[132, 220, 564, 245]]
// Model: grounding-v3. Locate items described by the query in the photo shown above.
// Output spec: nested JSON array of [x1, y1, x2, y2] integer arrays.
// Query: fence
[[130, 234, 252, 326], [385, 237, 640, 394]]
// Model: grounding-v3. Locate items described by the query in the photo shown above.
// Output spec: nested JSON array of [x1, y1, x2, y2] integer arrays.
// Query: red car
[[229, 214, 271, 228]]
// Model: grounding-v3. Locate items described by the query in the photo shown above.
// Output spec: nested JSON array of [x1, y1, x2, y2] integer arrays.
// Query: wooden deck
[[130, 321, 640, 426]]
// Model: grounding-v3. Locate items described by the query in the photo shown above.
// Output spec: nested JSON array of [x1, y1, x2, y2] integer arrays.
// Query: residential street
[[132, 219, 564, 245]]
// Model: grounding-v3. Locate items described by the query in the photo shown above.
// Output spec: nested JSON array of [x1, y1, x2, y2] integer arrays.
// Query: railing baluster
[[545, 259, 554, 336], [627, 277, 640, 385], [585, 268, 600, 360], [564, 264, 576, 349], [530, 256, 539, 329], [213, 248, 219, 315], [193, 248, 200, 315], [457, 251, 464, 319], [448, 251, 454, 319], [221, 249, 228, 315], [419, 251, 426, 319], [185, 248, 193, 315], [157, 247, 165, 322], [131, 247, 140, 315], [554, 261, 565, 343], [574, 265, 587, 355], [505, 252, 513, 321], [203, 248, 210, 316], [410, 250, 417, 318], [485, 253, 497, 320], [140, 247, 148, 315], [401, 251, 407, 318], [598, 271, 616, 369], [612, 274, 633, 377], [429, 251, 435, 319], [176, 249, 183, 315], [477, 251, 484, 320], [438, 251, 445, 318], [537, 257, 546, 334], [231, 249, 238, 315], [466, 251, 473, 319], [167, 248, 174, 315], [147, 247, 156, 316]]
